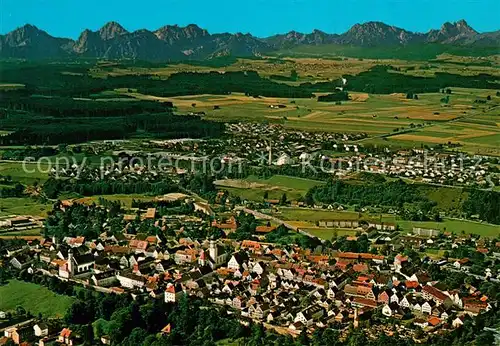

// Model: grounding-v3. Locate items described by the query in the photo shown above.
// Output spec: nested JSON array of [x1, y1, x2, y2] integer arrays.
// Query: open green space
[[246, 175, 325, 190], [305, 228, 357, 240], [274, 207, 499, 237], [74, 194, 158, 208], [0, 280, 75, 318], [278, 208, 363, 222], [0, 162, 50, 184], [217, 175, 325, 202], [0, 197, 52, 217], [397, 218, 500, 237]]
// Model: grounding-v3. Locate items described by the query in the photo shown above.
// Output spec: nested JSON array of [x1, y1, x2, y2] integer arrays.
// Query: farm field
[[0, 280, 75, 318]]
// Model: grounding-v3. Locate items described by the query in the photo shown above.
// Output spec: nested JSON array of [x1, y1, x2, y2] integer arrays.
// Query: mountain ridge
[[1, 20, 498, 60]]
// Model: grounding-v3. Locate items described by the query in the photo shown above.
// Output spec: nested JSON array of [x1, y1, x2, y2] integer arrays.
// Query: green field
[[74, 194, 158, 208], [0, 280, 74, 318], [398, 218, 500, 237], [0, 197, 52, 217], [217, 175, 325, 201], [277, 208, 369, 222], [274, 207, 499, 237], [0, 162, 50, 184], [248, 175, 324, 190], [0, 228, 43, 237], [305, 228, 357, 240]]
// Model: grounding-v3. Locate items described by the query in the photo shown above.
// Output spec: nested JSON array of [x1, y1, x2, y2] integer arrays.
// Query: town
[[1, 192, 499, 345]]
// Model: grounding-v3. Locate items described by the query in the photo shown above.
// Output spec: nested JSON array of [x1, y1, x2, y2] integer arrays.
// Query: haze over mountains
[[0, 20, 498, 60]]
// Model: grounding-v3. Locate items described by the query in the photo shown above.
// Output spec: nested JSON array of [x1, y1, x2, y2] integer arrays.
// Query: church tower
[[209, 240, 217, 263], [67, 249, 74, 276], [198, 249, 206, 266], [353, 307, 359, 328]]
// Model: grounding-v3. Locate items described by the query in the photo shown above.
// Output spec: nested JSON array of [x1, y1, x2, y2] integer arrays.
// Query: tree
[[476, 331, 494, 346], [486, 95, 491, 100], [290, 70, 298, 81], [122, 328, 149, 346], [92, 318, 109, 339], [279, 193, 287, 206]]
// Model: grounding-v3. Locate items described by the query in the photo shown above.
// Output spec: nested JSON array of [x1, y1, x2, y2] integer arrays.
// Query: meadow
[[0, 280, 75, 318]]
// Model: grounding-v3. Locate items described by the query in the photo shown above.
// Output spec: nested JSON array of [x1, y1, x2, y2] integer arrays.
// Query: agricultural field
[[116, 83, 499, 155], [0, 280, 74, 318], [85, 56, 500, 155]]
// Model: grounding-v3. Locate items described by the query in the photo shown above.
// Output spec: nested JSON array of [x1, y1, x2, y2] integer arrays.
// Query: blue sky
[[1, 0, 498, 38]]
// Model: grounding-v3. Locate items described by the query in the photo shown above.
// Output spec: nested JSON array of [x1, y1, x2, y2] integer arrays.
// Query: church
[[198, 240, 228, 269], [59, 249, 95, 279]]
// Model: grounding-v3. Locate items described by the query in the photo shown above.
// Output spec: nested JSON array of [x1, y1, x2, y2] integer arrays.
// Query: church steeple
[[209, 239, 217, 262], [67, 248, 74, 276]]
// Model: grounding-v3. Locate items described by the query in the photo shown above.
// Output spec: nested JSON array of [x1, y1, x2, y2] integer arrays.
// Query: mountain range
[[0, 20, 498, 60]]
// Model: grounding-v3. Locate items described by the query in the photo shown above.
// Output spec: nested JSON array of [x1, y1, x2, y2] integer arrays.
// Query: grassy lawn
[[0, 197, 52, 217], [0, 280, 74, 318]]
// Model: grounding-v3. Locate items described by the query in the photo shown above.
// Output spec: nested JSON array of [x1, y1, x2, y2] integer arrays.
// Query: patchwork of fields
[[119, 84, 499, 155]]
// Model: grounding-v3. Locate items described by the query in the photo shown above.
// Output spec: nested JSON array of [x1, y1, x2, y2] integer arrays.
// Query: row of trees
[[43, 178, 179, 199], [0, 112, 224, 145]]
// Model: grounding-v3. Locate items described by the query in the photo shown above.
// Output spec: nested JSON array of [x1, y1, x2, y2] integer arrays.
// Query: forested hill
[[309, 179, 500, 225]]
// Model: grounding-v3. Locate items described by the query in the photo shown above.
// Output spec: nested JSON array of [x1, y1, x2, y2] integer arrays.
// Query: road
[[238, 207, 321, 240], [0, 318, 35, 333]]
